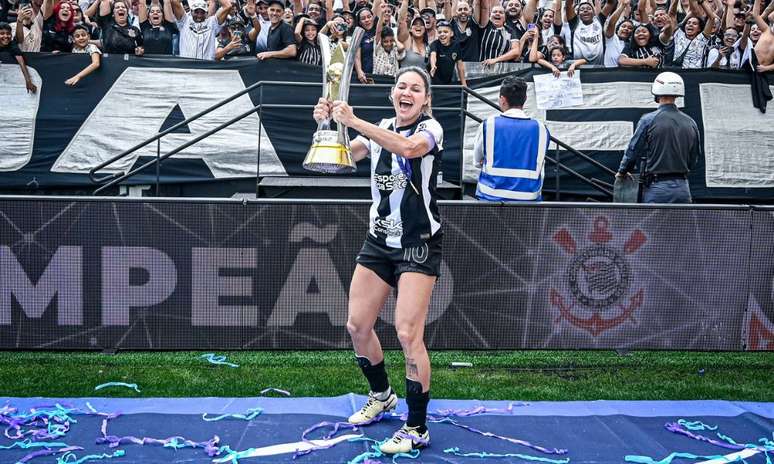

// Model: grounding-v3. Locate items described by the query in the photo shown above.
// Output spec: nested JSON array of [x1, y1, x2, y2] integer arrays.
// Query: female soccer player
[[312, 66, 443, 454]]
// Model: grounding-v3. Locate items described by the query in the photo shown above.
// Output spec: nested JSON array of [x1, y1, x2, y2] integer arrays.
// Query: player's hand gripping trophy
[[302, 27, 365, 174]]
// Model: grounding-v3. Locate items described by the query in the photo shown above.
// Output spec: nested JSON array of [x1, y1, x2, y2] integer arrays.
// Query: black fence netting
[[0, 197, 769, 351]]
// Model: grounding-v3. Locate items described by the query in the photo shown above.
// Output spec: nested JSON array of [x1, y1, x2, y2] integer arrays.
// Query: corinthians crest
[[550, 216, 646, 336]]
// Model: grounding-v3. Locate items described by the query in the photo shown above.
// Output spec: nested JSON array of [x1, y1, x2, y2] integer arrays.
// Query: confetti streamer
[[445, 447, 571, 463], [200, 353, 239, 368], [94, 383, 141, 393], [55, 449, 126, 464], [202, 407, 263, 422]]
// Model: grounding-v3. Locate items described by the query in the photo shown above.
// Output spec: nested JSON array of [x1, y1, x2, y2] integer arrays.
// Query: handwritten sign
[[533, 71, 584, 110]]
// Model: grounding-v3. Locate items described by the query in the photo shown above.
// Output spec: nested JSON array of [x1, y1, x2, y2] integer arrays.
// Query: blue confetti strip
[[445, 447, 571, 463], [202, 407, 263, 422], [678, 420, 718, 431], [0, 439, 69, 450], [200, 353, 239, 368], [346, 436, 421, 463], [55, 450, 126, 464], [94, 382, 141, 393]]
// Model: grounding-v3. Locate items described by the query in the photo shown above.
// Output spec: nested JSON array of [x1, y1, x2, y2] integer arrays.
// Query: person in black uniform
[[313, 66, 443, 455], [97, 0, 144, 55], [616, 72, 700, 203], [429, 20, 466, 86]]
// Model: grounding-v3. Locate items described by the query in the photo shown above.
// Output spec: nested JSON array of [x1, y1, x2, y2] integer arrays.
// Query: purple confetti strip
[[432, 417, 568, 455], [292, 420, 362, 459], [666, 422, 774, 453], [16, 445, 84, 463], [98, 418, 222, 457]]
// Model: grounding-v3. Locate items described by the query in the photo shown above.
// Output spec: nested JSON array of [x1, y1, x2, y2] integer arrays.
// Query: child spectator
[[295, 15, 322, 65], [0, 21, 37, 92], [66, 23, 100, 85], [429, 20, 466, 85], [373, 10, 403, 76]]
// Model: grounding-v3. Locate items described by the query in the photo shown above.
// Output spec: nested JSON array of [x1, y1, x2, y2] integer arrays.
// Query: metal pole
[[156, 138, 161, 197], [554, 141, 560, 201], [257, 84, 263, 198], [458, 87, 466, 200]]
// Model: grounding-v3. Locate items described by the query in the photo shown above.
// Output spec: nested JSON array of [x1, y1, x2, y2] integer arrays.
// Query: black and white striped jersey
[[480, 23, 513, 61], [353, 115, 444, 248]]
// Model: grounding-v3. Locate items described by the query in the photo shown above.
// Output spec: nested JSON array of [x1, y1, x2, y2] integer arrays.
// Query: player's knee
[[396, 324, 422, 349], [346, 318, 369, 339]]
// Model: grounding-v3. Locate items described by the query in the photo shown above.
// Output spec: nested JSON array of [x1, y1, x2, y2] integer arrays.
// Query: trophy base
[[303, 130, 356, 174]]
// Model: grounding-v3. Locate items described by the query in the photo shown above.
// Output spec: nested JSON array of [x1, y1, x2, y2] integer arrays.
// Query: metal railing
[[89, 80, 615, 199]]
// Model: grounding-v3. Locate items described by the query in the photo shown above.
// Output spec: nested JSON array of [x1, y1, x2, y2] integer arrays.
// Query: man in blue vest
[[473, 76, 550, 201]]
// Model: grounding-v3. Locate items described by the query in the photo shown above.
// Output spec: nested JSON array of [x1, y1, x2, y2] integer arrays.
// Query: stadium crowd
[[1, 0, 773, 89]]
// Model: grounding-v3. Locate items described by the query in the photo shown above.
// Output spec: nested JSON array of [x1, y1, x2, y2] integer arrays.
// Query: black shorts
[[356, 233, 443, 287]]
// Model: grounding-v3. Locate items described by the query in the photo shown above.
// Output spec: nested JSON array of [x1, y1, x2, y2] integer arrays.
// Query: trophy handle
[[334, 27, 365, 144]]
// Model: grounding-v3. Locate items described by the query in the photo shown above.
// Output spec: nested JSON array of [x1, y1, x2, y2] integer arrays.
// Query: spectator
[[294, 14, 322, 64], [373, 8, 403, 76], [305, 0, 323, 25], [340, 8, 354, 32], [66, 23, 100, 85], [450, 0, 482, 61], [504, 0, 525, 38], [0, 21, 37, 92], [707, 26, 744, 68], [479, 0, 522, 63], [525, 0, 564, 45], [97, 0, 144, 54], [170, 0, 229, 60], [282, 6, 292, 23], [256, 0, 296, 59], [529, 25, 584, 75], [603, 0, 632, 67], [419, 6, 436, 42], [749, 0, 774, 73], [71, 3, 97, 37], [11, 2, 42, 51], [41, 0, 74, 52], [564, 0, 616, 66], [353, 6, 375, 80], [1, 0, 20, 22], [250, 0, 270, 52], [429, 19, 466, 85], [320, 13, 348, 48], [397, 0, 429, 69], [216, 16, 252, 58], [665, 0, 718, 68], [618, 23, 666, 68], [138, 0, 177, 54]]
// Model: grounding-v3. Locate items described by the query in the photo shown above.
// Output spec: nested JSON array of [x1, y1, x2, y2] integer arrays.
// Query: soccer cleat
[[378, 424, 430, 454], [347, 390, 398, 425]]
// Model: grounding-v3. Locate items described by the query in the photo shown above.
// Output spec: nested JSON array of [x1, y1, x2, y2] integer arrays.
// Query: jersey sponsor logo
[[550, 216, 646, 337], [374, 172, 408, 191], [373, 217, 403, 237]]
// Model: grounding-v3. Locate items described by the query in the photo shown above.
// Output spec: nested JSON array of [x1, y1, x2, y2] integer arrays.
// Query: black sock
[[405, 378, 429, 432], [356, 356, 390, 394]]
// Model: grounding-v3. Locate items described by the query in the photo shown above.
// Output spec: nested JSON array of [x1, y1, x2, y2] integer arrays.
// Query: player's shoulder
[[416, 116, 442, 133]]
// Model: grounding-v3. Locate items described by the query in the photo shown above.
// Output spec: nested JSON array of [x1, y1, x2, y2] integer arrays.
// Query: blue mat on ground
[[1, 396, 772, 463]]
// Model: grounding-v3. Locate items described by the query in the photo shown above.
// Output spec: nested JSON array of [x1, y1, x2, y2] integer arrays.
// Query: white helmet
[[651, 72, 685, 97]]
